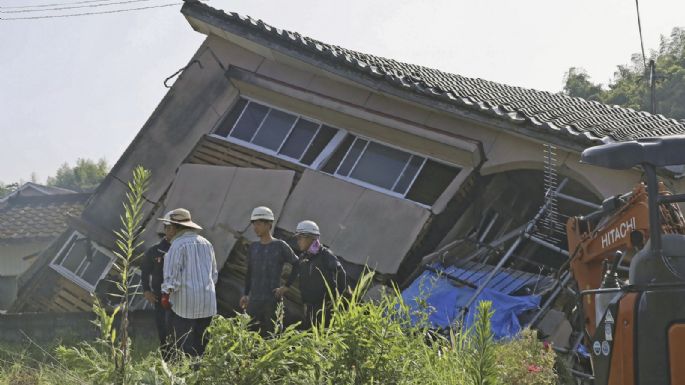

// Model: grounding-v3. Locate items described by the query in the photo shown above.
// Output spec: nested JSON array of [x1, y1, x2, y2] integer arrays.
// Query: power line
[[634, 0, 648, 69], [0, 0, 157, 13], [0, 0, 115, 10], [0, 2, 179, 20]]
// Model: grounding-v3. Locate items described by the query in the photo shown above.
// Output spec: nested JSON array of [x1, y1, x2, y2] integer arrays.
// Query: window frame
[[211, 96, 462, 208], [332, 136, 429, 198], [50, 231, 115, 293], [210, 96, 346, 167]]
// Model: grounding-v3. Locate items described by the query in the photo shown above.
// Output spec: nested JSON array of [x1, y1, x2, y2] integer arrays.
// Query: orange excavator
[[566, 136, 685, 385]]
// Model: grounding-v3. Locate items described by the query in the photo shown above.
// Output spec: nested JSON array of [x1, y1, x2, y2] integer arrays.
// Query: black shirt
[[140, 238, 171, 295], [244, 239, 298, 301]]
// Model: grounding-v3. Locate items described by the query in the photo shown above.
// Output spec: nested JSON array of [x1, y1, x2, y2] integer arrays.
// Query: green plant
[[55, 166, 152, 385], [109, 165, 151, 380], [494, 329, 557, 385], [464, 301, 499, 385]]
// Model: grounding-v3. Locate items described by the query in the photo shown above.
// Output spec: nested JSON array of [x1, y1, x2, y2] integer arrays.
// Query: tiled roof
[[0, 182, 76, 203], [0, 194, 89, 241], [182, 0, 685, 144]]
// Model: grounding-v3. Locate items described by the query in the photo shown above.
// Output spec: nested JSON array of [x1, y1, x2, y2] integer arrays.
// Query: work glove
[[160, 293, 172, 310]]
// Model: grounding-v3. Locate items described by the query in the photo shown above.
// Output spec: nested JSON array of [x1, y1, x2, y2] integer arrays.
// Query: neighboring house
[[0, 182, 76, 207], [0, 190, 89, 310], [11, 0, 685, 315]]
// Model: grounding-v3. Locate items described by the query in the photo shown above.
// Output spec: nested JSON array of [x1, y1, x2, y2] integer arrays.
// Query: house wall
[[82, 39, 240, 233], [89, 31, 625, 240], [481, 132, 642, 199], [75, 34, 489, 278], [0, 241, 51, 276]]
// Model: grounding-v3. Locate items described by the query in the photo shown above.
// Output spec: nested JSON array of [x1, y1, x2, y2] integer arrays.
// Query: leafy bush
[[192, 273, 559, 385], [1, 287, 560, 385], [495, 329, 557, 385]]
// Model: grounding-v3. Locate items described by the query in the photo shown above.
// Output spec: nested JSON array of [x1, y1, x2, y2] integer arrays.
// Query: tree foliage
[[0, 182, 19, 198], [563, 27, 685, 119], [47, 158, 110, 192]]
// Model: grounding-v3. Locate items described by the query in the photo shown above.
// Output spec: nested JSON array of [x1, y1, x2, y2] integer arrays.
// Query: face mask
[[308, 239, 321, 254]]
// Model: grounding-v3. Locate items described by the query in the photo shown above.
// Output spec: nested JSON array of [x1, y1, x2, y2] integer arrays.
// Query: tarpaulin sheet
[[402, 270, 541, 340]]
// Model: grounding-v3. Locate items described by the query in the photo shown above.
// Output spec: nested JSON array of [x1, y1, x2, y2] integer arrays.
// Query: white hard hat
[[251, 206, 275, 222], [295, 220, 320, 236]]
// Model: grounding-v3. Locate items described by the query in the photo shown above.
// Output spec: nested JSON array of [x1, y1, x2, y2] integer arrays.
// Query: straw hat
[[157, 208, 202, 230]]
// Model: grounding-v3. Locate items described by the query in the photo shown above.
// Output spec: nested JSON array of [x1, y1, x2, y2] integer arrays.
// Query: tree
[[562, 67, 604, 101], [563, 27, 685, 119], [0, 182, 19, 198], [47, 158, 110, 192]]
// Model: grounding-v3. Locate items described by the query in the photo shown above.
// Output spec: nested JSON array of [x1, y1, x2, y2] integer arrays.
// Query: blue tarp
[[402, 270, 541, 340]]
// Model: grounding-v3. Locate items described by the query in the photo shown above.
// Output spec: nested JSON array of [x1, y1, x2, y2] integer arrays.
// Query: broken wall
[[82, 41, 240, 233], [148, 164, 295, 267], [278, 170, 431, 274]]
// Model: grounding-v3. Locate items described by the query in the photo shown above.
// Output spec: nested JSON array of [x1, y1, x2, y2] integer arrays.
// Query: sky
[[1, 0, 684, 183]]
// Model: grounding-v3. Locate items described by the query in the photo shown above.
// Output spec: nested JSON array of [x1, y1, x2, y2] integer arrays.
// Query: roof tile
[[0, 194, 89, 241]]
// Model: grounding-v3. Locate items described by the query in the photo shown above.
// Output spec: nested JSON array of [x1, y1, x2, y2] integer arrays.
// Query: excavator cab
[[577, 136, 685, 385]]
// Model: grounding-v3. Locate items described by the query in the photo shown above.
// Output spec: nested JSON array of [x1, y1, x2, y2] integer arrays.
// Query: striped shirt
[[161, 231, 218, 319]]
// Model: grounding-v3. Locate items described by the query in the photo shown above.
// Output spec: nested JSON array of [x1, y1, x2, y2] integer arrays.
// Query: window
[[323, 135, 461, 206], [51, 232, 114, 292], [406, 160, 462, 205], [213, 99, 338, 166], [214, 98, 462, 206]]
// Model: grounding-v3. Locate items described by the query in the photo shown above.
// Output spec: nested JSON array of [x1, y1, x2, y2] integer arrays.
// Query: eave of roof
[[0, 182, 76, 203], [180, 0, 685, 150]]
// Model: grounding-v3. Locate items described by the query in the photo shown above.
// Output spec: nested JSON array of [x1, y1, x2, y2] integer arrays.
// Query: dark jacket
[[141, 238, 171, 295], [295, 247, 347, 305]]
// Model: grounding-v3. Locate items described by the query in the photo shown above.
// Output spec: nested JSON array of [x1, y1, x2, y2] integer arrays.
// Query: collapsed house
[[0, 183, 88, 311], [10, 2, 685, 364]]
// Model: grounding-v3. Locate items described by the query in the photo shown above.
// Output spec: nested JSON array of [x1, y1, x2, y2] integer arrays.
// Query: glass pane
[[214, 98, 247, 137], [279, 119, 319, 159], [301, 125, 337, 165], [59, 239, 89, 273], [81, 249, 112, 286], [322, 134, 354, 174], [393, 156, 424, 194], [54, 234, 79, 265], [252, 109, 297, 151], [350, 142, 410, 190], [336, 138, 367, 177], [229, 102, 269, 142], [406, 160, 461, 205]]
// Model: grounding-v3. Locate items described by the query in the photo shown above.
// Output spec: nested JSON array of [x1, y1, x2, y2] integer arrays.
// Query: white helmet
[[295, 220, 320, 236], [251, 206, 275, 222]]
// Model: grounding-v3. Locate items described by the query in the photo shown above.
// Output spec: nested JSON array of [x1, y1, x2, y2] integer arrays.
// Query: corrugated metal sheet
[[428, 261, 556, 296]]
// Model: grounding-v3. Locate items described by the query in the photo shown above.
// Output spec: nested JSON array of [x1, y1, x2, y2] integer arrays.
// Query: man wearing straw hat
[[159, 208, 218, 357]]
